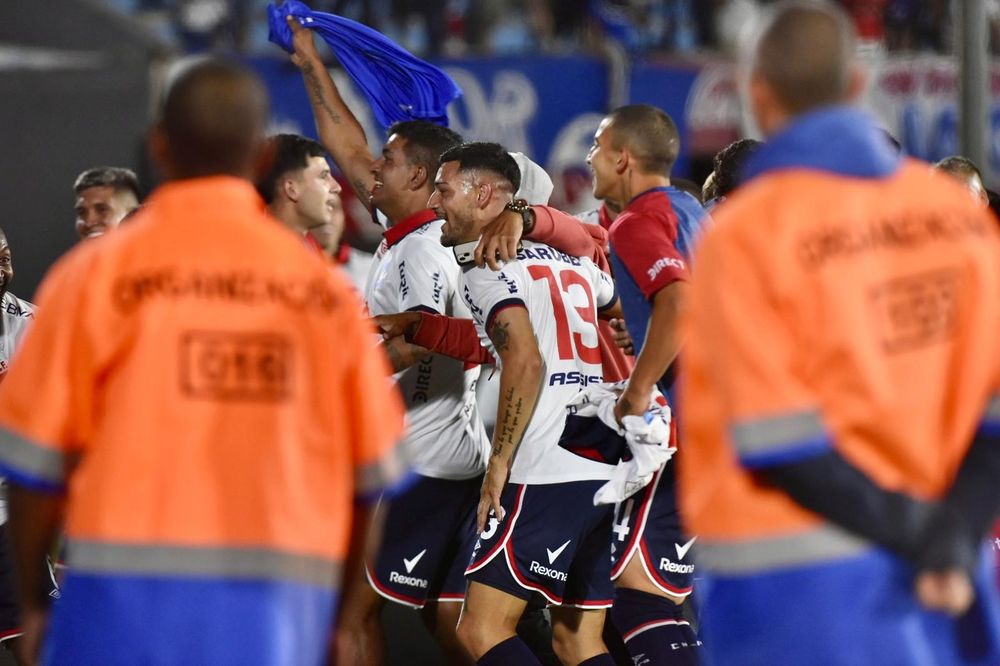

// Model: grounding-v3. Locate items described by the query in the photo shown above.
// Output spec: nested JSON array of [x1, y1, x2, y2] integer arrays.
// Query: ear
[[476, 181, 493, 209], [845, 64, 867, 103], [748, 73, 778, 136], [282, 177, 299, 202], [615, 148, 629, 175], [252, 137, 277, 189], [147, 125, 171, 178], [409, 164, 428, 191]]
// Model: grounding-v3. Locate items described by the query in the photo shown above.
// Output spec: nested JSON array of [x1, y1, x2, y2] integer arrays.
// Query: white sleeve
[[585, 258, 618, 311], [394, 240, 451, 314], [462, 264, 527, 333]]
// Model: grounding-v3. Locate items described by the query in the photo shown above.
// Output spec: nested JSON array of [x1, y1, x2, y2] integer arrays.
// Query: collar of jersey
[[740, 105, 901, 184], [382, 208, 438, 248]]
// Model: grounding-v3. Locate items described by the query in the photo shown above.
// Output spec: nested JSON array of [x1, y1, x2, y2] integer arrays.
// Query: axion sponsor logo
[[659, 558, 695, 574], [646, 257, 686, 281], [529, 560, 568, 581], [389, 571, 429, 588]]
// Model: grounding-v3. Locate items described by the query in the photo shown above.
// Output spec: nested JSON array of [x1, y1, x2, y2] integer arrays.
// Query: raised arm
[[287, 16, 375, 203]]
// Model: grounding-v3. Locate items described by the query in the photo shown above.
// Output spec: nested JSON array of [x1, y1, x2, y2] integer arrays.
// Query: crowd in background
[[107, 0, 980, 57]]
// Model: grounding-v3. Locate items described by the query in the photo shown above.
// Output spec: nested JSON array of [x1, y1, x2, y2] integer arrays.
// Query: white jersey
[[0, 291, 34, 379], [0, 290, 34, 524], [342, 247, 374, 292], [364, 213, 489, 480], [461, 240, 618, 485]]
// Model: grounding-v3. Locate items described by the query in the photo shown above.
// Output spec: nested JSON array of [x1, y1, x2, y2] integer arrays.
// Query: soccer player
[[681, 2, 1000, 664], [0, 226, 34, 654], [934, 155, 990, 206], [431, 141, 621, 666], [702, 138, 762, 207], [257, 133, 343, 237], [72, 166, 140, 240], [0, 228, 34, 383], [587, 104, 709, 664], [0, 59, 405, 665], [287, 18, 491, 664], [256, 134, 373, 287]]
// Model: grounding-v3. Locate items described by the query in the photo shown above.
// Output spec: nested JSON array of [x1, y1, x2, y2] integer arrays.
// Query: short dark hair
[[439, 142, 521, 192], [607, 104, 680, 176], [160, 59, 269, 178], [73, 167, 141, 200], [935, 155, 983, 181], [256, 134, 327, 203], [387, 120, 462, 185], [713, 139, 762, 197], [755, 1, 856, 115]]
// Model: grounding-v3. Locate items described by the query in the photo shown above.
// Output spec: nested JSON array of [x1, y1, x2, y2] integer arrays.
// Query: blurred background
[[2, 0, 996, 300]]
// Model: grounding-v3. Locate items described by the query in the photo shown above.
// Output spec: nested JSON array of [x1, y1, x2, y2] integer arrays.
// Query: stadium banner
[[249, 52, 1000, 206], [248, 55, 706, 216]]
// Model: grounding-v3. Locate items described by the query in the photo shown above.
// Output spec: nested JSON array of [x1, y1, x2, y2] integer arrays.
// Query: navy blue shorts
[[366, 474, 480, 607], [466, 481, 615, 608], [610, 463, 695, 597]]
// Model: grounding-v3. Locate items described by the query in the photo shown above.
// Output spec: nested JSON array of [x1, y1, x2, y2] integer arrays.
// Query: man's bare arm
[[476, 307, 544, 531], [616, 282, 686, 420], [8, 485, 63, 665], [287, 16, 375, 203]]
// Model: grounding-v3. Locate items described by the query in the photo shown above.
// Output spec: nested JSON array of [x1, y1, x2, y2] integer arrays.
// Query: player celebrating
[[287, 17, 491, 664], [429, 141, 621, 666], [587, 104, 709, 663]]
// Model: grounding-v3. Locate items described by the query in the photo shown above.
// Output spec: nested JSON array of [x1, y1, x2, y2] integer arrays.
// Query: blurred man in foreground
[[681, 2, 1000, 664], [0, 59, 405, 665]]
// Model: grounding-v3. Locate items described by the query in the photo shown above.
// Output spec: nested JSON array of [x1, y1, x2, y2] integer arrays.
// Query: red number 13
[[528, 265, 602, 365]]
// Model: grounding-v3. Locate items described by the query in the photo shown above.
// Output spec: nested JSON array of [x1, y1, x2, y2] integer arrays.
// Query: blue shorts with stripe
[[610, 463, 695, 597], [367, 474, 480, 607], [697, 546, 1000, 666], [466, 480, 615, 607]]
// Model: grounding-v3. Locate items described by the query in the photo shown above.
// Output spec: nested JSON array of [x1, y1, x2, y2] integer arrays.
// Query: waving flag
[[268, 0, 461, 129]]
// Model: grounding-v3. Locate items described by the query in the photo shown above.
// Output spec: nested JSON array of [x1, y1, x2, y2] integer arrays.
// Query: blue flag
[[268, 1, 461, 129]]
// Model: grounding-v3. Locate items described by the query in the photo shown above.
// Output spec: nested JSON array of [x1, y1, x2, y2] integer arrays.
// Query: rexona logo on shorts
[[389, 570, 429, 588], [659, 558, 695, 574], [529, 560, 568, 582]]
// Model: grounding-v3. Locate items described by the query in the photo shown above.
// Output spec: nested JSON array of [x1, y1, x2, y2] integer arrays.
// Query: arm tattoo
[[489, 321, 510, 353], [492, 387, 524, 459], [301, 61, 342, 125]]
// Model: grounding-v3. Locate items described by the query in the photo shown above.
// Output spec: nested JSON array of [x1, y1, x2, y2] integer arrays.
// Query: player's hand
[[916, 569, 975, 616], [380, 335, 429, 373], [475, 209, 523, 270], [14, 608, 47, 666], [373, 312, 423, 341], [286, 15, 321, 68], [477, 464, 507, 533], [614, 385, 649, 425], [608, 318, 634, 355]]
